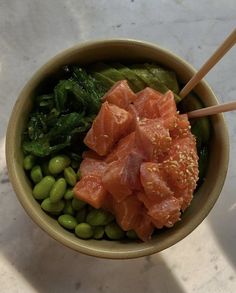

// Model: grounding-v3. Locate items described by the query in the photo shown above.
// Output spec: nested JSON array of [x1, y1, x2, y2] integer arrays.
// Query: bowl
[[5, 39, 229, 259]]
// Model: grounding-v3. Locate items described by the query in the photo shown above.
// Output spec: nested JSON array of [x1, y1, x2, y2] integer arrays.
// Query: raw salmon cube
[[79, 158, 107, 177], [102, 193, 115, 213], [137, 191, 158, 210], [128, 104, 139, 131], [106, 132, 135, 163], [73, 175, 107, 209], [170, 114, 191, 139], [113, 195, 143, 231], [158, 90, 177, 130], [175, 189, 193, 211], [133, 87, 162, 119], [84, 102, 133, 156], [138, 192, 181, 229], [102, 160, 133, 202], [103, 147, 144, 201], [162, 136, 199, 191], [148, 196, 181, 229], [82, 150, 105, 160], [102, 80, 137, 109], [135, 119, 172, 160], [140, 162, 173, 199], [121, 149, 143, 190], [134, 212, 154, 242]]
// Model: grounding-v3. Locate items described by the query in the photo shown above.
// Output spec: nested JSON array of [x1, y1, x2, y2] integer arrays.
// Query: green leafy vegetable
[[23, 67, 104, 158]]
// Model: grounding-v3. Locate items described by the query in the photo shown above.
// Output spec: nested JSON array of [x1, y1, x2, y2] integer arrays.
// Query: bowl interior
[[6, 39, 229, 259]]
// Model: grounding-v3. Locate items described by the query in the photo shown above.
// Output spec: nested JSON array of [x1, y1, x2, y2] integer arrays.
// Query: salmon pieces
[[105, 132, 135, 163], [74, 175, 108, 209], [113, 195, 142, 231], [162, 136, 199, 210], [76, 157, 108, 208], [140, 162, 173, 199], [158, 90, 177, 130], [102, 149, 143, 202], [135, 118, 172, 160], [84, 101, 133, 156], [102, 80, 137, 109], [132, 87, 162, 119], [74, 80, 199, 241], [80, 157, 107, 177]]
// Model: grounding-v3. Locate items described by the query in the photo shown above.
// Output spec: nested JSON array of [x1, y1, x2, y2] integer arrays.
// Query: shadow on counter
[[208, 174, 236, 268], [0, 187, 186, 293]]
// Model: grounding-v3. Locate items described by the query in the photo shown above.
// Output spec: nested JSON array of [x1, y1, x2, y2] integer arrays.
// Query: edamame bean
[[58, 215, 77, 230], [94, 226, 105, 240], [50, 178, 67, 203], [48, 155, 71, 175], [76, 208, 87, 223], [64, 167, 77, 186], [41, 198, 65, 214], [30, 165, 43, 183], [72, 198, 86, 211], [126, 230, 138, 240], [64, 188, 74, 200], [33, 176, 55, 200], [23, 155, 35, 170], [63, 200, 75, 216], [86, 209, 114, 226], [75, 223, 94, 239], [105, 223, 125, 240]]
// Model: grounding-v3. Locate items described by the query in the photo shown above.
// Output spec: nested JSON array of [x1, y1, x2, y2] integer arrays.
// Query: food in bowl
[[22, 62, 210, 242]]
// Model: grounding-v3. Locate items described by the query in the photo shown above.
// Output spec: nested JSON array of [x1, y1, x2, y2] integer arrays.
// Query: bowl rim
[[5, 38, 230, 259]]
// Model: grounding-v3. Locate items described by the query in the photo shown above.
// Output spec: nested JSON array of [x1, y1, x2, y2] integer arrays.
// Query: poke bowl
[[5, 39, 229, 259]]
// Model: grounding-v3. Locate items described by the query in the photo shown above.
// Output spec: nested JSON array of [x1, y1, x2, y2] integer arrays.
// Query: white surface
[[0, 1, 236, 292]]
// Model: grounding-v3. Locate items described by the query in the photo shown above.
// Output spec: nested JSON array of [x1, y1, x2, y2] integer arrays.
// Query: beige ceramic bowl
[[6, 39, 229, 259]]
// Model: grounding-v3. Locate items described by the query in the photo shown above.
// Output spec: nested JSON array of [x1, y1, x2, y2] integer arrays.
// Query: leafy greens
[[22, 67, 105, 158]]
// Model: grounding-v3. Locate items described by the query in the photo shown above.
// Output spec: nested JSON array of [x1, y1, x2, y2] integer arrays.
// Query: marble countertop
[[0, 1, 235, 292]]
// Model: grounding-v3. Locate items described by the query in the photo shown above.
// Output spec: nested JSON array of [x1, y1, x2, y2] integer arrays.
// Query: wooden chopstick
[[180, 29, 236, 99], [187, 101, 236, 118]]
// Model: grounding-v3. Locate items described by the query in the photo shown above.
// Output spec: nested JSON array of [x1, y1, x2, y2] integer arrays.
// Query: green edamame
[[30, 165, 43, 183], [86, 209, 114, 226], [72, 198, 86, 211], [63, 200, 75, 216], [23, 155, 36, 170], [33, 176, 55, 200], [75, 223, 94, 239], [58, 214, 77, 230], [48, 155, 71, 175], [64, 167, 77, 186], [76, 208, 87, 223], [64, 188, 74, 200], [126, 230, 138, 240], [93, 226, 105, 240], [50, 178, 67, 203], [41, 198, 65, 214], [105, 223, 125, 240]]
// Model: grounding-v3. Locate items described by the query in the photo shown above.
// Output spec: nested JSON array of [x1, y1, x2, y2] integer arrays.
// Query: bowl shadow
[[0, 184, 186, 293], [208, 174, 236, 267]]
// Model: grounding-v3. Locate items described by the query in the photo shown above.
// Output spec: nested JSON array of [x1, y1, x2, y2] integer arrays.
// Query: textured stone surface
[[0, 1, 235, 292]]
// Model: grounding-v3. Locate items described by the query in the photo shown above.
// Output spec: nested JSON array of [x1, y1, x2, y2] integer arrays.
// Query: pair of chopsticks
[[180, 28, 236, 118]]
